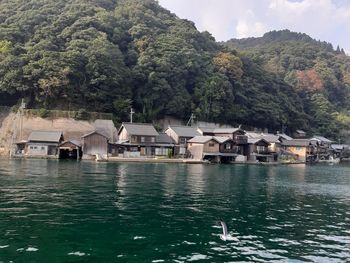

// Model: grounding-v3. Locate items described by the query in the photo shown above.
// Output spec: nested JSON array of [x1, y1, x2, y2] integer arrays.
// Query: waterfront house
[[26, 131, 64, 158], [332, 144, 350, 159], [165, 126, 201, 155], [310, 136, 333, 160], [246, 138, 273, 162], [59, 140, 82, 160], [116, 123, 160, 157], [82, 131, 109, 158], [245, 132, 282, 162], [187, 136, 240, 163], [281, 139, 314, 162]]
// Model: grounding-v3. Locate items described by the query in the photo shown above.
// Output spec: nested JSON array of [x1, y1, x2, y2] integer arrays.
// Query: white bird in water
[[219, 221, 239, 242], [220, 221, 229, 241]]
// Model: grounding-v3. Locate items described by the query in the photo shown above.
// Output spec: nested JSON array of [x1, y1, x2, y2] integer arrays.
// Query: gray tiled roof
[[246, 132, 280, 143], [282, 139, 311, 147], [156, 133, 175, 144], [311, 136, 333, 143], [279, 133, 293, 140], [119, 123, 159, 136], [198, 127, 241, 134], [188, 136, 231, 144], [28, 131, 63, 143], [168, 126, 201, 137]]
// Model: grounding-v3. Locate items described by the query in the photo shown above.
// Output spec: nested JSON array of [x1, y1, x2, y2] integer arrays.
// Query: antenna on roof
[[186, 113, 196, 126], [130, 108, 135, 124]]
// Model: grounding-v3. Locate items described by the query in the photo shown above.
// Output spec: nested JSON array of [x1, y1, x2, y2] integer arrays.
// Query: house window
[[224, 143, 231, 150], [209, 143, 215, 147], [257, 146, 265, 152], [41, 147, 45, 150], [179, 138, 187, 144], [141, 137, 145, 142], [295, 147, 302, 151], [151, 137, 155, 143]]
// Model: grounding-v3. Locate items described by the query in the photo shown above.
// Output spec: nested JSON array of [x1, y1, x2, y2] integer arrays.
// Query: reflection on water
[[0, 159, 350, 262]]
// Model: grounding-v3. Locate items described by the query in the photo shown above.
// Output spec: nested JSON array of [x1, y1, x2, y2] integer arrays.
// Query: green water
[[1, 160, 350, 262]]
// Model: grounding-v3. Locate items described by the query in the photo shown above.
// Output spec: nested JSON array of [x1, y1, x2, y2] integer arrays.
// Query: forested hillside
[[0, 0, 349, 139], [226, 30, 350, 139]]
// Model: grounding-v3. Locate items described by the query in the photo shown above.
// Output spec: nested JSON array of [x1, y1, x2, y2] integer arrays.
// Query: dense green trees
[[227, 30, 350, 139], [0, 1, 349, 139]]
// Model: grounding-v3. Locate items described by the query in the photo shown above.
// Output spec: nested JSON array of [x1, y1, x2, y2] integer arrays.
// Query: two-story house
[[116, 123, 160, 157], [187, 136, 239, 163], [165, 126, 201, 156]]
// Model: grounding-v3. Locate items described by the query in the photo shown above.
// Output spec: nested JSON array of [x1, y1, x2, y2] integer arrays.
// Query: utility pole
[[186, 113, 196, 126], [130, 108, 135, 123]]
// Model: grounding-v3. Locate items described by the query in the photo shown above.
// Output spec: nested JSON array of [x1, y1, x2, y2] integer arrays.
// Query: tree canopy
[[0, 1, 349, 139]]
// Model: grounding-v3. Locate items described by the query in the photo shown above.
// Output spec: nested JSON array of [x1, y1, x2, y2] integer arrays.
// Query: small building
[[198, 127, 248, 144], [59, 140, 82, 160], [246, 138, 273, 162], [116, 123, 160, 157], [281, 139, 314, 162], [246, 132, 282, 161], [165, 126, 201, 155], [82, 131, 109, 158], [26, 131, 64, 157], [187, 136, 240, 163], [310, 136, 333, 160]]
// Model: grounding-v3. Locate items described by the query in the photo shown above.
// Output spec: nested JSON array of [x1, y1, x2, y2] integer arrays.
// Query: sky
[[158, 0, 350, 53]]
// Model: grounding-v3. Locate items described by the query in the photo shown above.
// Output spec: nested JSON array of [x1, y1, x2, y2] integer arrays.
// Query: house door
[[146, 147, 152, 156]]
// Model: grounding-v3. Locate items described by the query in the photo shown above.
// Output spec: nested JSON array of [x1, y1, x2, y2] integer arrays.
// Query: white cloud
[[158, 0, 350, 51]]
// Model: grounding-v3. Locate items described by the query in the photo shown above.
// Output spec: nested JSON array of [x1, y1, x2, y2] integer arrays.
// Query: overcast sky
[[158, 0, 350, 53]]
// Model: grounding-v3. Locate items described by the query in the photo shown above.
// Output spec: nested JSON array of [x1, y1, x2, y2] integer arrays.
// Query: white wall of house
[[27, 143, 48, 156], [118, 127, 129, 141], [165, 128, 179, 144], [187, 143, 204, 160]]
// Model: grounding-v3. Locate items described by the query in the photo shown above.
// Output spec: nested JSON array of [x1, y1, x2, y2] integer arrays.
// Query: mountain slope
[[226, 30, 350, 138], [0, 1, 348, 139]]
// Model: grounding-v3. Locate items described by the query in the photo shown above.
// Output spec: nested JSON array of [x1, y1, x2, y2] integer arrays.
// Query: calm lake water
[[1, 160, 350, 262]]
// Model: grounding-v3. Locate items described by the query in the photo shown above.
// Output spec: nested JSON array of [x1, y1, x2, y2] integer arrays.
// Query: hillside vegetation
[[0, 0, 349, 139], [226, 30, 350, 139]]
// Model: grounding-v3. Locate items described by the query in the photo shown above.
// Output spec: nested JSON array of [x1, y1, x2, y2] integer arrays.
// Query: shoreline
[[2, 155, 306, 165]]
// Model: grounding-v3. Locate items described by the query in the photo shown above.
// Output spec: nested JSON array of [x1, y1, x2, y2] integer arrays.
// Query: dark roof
[[246, 132, 280, 143], [311, 136, 333, 143], [60, 140, 81, 147], [28, 131, 63, 143], [247, 138, 270, 145], [167, 126, 201, 137], [331, 144, 349, 150], [156, 133, 175, 144], [278, 133, 293, 140], [119, 123, 159, 136], [189, 136, 232, 144], [198, 127, 242, 134], [282, 139, 311, 147], [82, 131, 108, 139]]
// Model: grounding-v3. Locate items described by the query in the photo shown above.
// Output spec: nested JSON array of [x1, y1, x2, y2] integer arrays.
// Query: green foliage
[[38, 108, 49, 118], [74, 108, 89, 120], [0, 2, 349, 139], [226, 29, 350, 140]]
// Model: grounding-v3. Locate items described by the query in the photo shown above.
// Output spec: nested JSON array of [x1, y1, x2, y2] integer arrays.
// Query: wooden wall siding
[[130, 135, 156, 144], [188, 144, 204, 160], [219, 142, 243, 154], [83, 133, 108, 155], [203, 140, 220, 153]]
